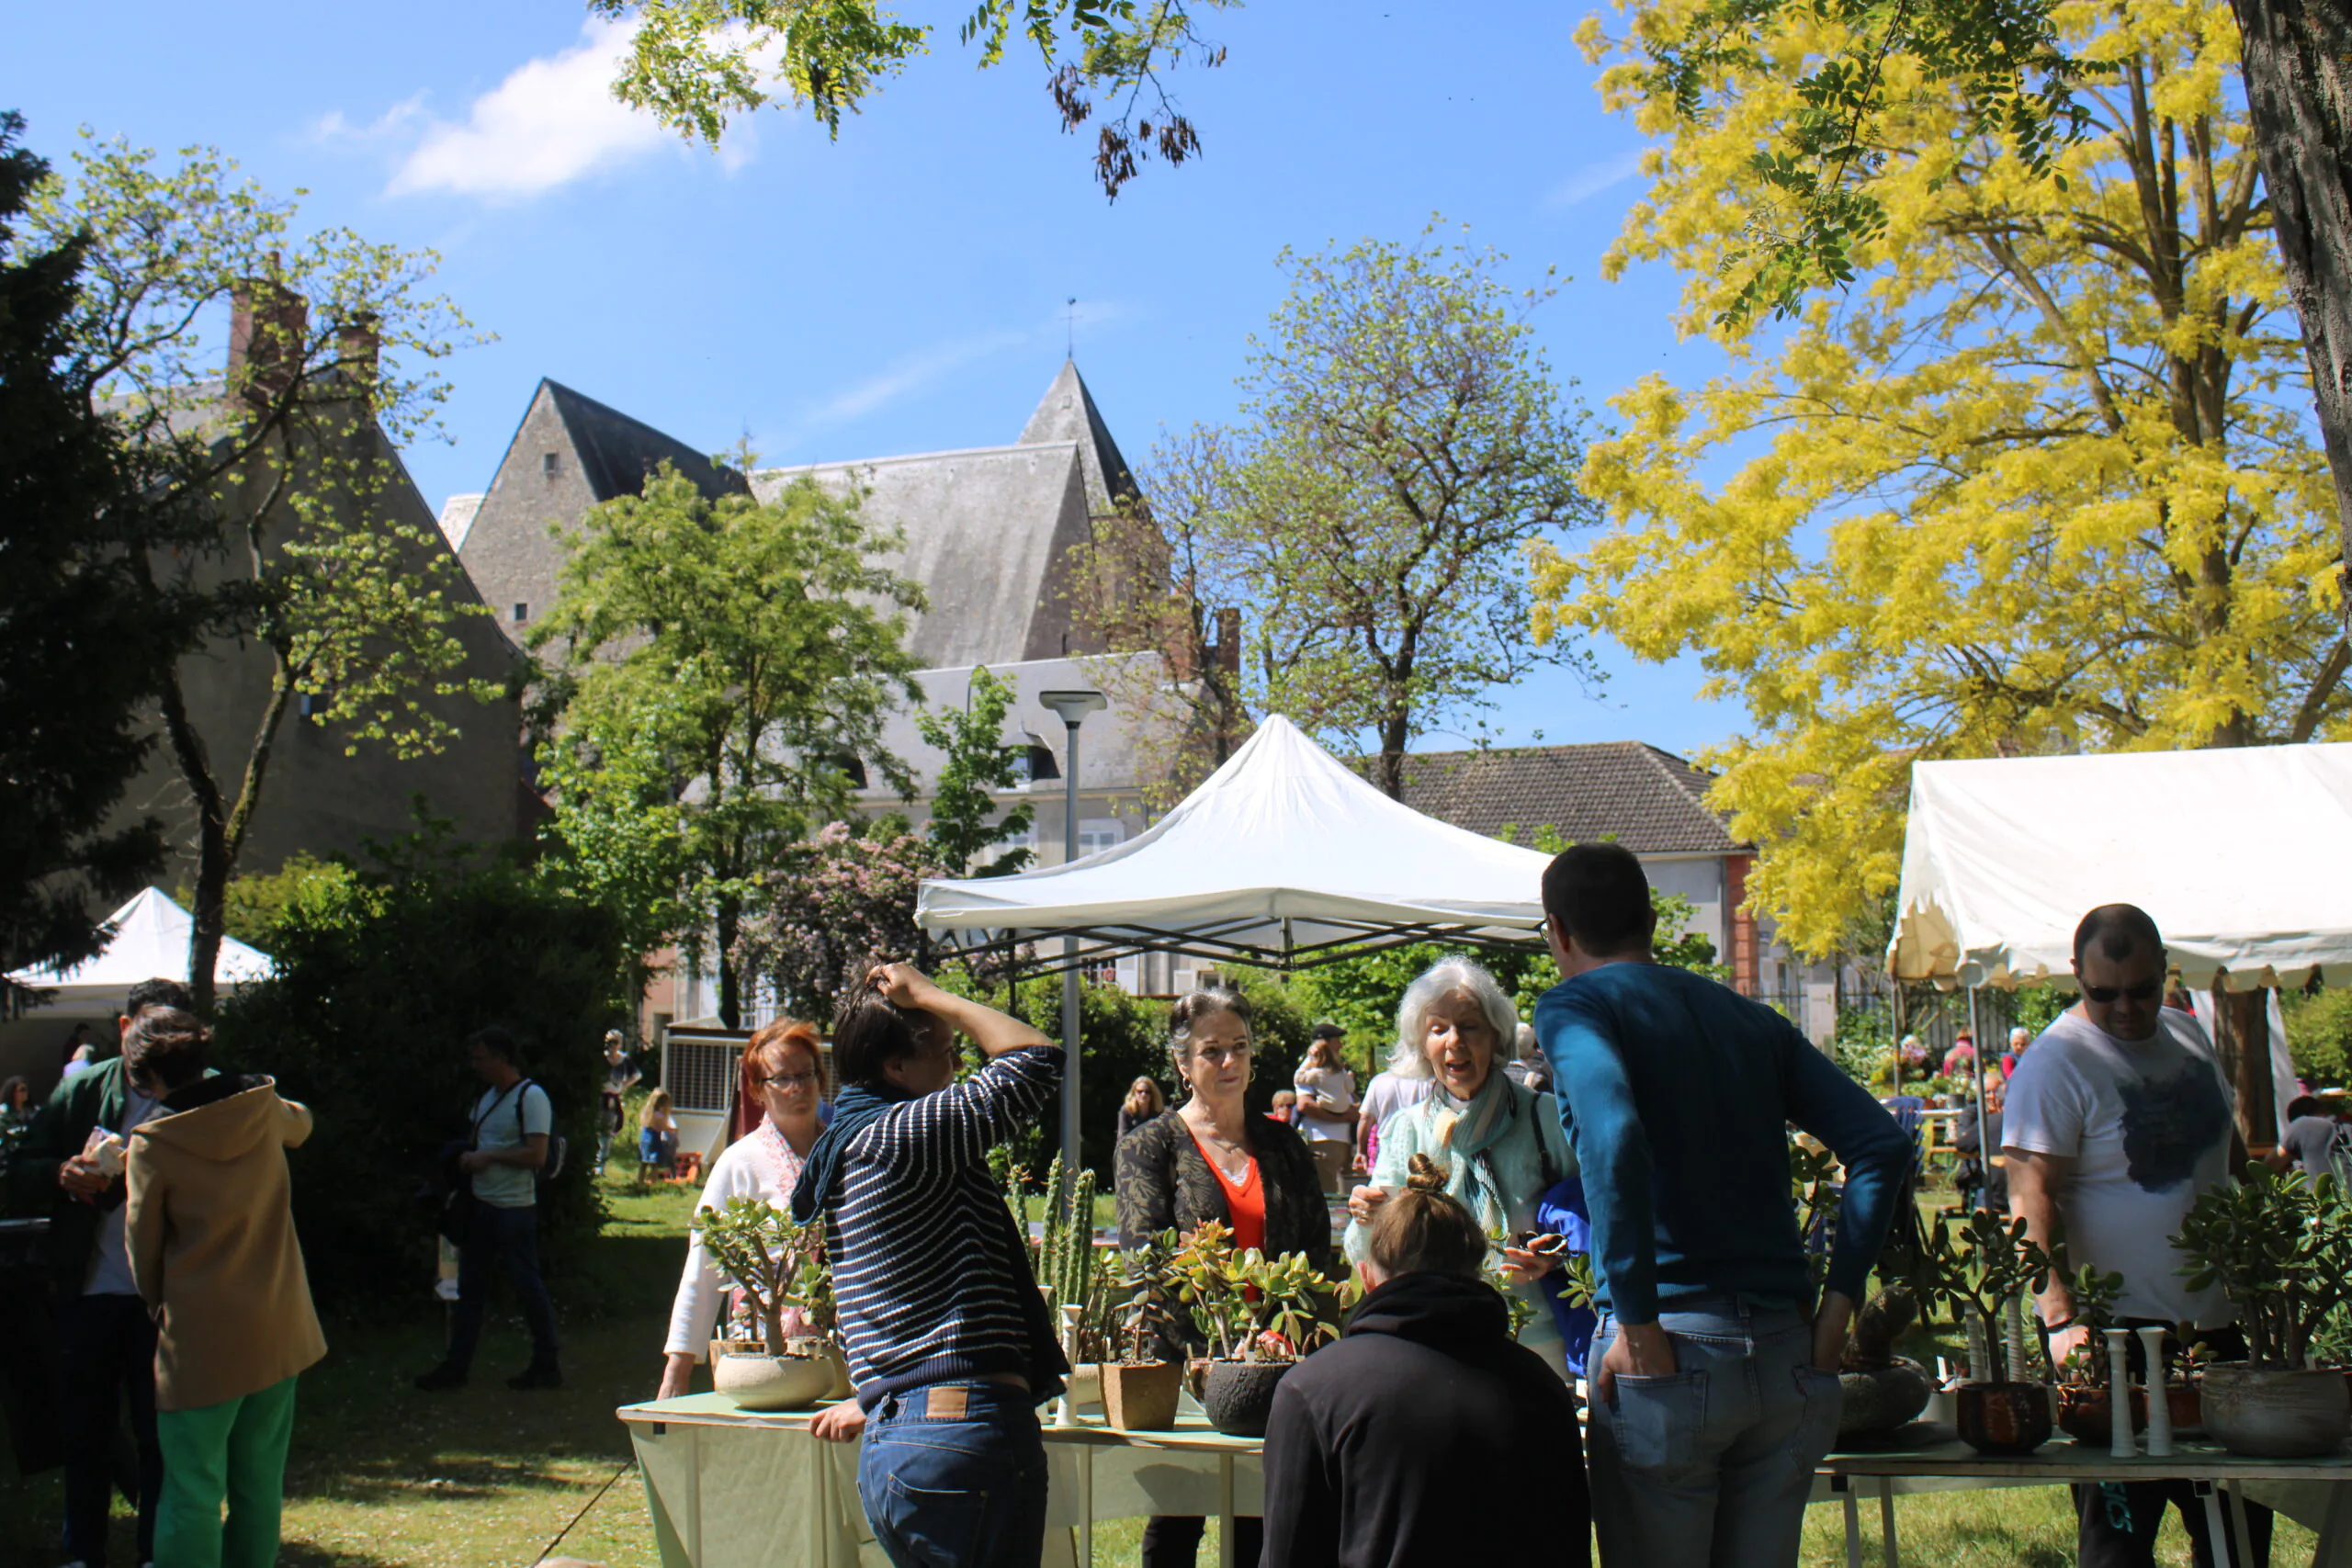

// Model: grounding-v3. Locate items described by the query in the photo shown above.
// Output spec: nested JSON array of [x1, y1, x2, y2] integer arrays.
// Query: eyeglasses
[[761, 1071, 820, 1089], [2081, 978, 2164, 1006]]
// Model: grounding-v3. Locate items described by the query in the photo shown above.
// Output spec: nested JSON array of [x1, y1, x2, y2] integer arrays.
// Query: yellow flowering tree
[[1536, 0, 2350, 957]]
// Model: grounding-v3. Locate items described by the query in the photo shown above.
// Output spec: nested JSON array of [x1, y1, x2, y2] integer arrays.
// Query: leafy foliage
[[2174, 1164, 2352, 1369], [596, 0, 1232, 198], [530, 463, 925, 1026], [693, 1193, 831, 1350], [914, 665, 1035, 877], [0, 114, 188, 999], [213, 825, 628, 1303], [733, 820, 941, 1030], [1165, 1219, 1350, 1361], [1076, 223, 1600, 801], [2284, 985, 2352, 1088], [26, 129, 495, 1010], [1546, 0, 2350, 956]]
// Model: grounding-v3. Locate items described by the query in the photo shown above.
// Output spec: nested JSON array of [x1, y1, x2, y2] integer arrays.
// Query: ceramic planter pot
[[2055, 1384, 2143, 1442], [1838, 1359, 1932, 1440], [2201, 1364, 2351, 1458], [1956, 1382, 2052, 1455], [1202, 1361, 1293, 1438], [1102, 1361, 1183, 1431], [713, 1348, 836, 1411]]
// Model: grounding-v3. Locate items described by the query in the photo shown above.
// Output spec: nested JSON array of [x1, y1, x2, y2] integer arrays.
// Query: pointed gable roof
[[1017, 360, 1136, 514], [539, 379, 745, 502]]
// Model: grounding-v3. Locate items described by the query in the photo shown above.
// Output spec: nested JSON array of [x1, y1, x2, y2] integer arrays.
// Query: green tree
[[530, 462, 925, 1027], [28, 130, 493, 1011], [1544, 0, 2347, 955], [0, 114, 192, 1001], [915, 665, 1035, 876], [1080, 223, 1599, 801], [596, 0, 1232, 198]]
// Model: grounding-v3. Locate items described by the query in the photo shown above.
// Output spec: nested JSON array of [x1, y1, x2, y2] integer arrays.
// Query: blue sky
[[13, 0, 1742, 757]]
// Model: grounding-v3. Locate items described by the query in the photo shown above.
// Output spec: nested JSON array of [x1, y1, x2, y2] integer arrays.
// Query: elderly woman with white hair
[[1344, 954, 1576, 1374]]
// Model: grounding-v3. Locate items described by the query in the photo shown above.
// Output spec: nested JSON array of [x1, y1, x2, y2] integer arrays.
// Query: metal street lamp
[[1038, 690, 1107, 1180]]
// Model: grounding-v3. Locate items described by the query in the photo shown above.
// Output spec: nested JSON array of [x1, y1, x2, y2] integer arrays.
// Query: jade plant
[[695, 1195, 830, 1354], [2173, 1165, 2352, 1371], [1924, 1208, 2059, 1383], [1167, 1222, 1349, 1363], [2046, 1264, 2124, 1385]]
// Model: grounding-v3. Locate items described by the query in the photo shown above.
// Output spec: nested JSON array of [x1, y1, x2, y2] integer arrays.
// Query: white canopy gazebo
[[1887, 744, 2352, 1144], [7, 886, 275, 1005], [916, 714, 1555, 976]]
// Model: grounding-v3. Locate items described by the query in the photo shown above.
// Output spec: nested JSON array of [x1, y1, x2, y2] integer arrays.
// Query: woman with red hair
[[656, 1018, 828, 1398]]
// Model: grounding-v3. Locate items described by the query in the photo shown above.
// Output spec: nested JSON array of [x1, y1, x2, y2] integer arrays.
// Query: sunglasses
[[2080, 978, 2164, 1006]]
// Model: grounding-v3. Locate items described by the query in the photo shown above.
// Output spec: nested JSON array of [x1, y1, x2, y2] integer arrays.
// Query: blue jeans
[[1589, 1295, 1840, 1568], [447, 1201, 559, 1371], [856, 1381, 1049, 1568]]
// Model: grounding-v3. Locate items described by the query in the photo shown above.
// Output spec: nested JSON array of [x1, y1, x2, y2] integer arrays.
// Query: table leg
[[1878, 1477, 1901, 1568], [1837, 1475, 1860, 1568], [2312, 1478, 2352, 1568], [2199, 1481, 2230, 1563], [2225, 1479, 2258, 1568], [1219, 1454, 1236, 1568], [1079, 1444, 1093, 1568]]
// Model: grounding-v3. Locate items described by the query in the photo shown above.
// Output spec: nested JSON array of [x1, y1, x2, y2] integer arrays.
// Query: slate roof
[[1398, 741, 1748, 855], [542, 379, 745, 502], [1018, 359, 1138, 514]]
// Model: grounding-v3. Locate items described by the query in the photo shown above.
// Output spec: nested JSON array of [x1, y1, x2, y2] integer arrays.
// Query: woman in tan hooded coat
[[125, 1008, 325, 1568]]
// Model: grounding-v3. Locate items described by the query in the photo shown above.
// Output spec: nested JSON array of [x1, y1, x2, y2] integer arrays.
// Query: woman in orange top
[[1114, 985, 1332, 1568]]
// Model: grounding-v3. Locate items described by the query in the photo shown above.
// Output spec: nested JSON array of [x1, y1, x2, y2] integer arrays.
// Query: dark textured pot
[[2202, 1364, 2351, 1458], [2055, 1383, 2143, 1442], [1202, 1360, 1293, 1438], [1101, 1362, 1183, 1432], [1838, 1359, 1933, 1439], [1956, 1381, 2052, 1455]]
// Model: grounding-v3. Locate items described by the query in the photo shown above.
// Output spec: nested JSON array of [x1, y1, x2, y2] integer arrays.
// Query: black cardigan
[[1114, 1109, 1338, 1353]]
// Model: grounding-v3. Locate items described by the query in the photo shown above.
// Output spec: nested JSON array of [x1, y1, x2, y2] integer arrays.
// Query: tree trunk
[[157, 675, 230, 1016], [716, 892, 742, 1031], [2230, 0, 2352, 576], [2210, 978, 2277, 1153]]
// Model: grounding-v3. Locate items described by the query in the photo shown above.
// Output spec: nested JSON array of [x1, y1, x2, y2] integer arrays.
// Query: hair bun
[[1404, 1153, 1451, 1194]]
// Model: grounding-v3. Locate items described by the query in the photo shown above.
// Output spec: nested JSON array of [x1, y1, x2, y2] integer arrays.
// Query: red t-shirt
[[1190, 1128, 1265, 1255]]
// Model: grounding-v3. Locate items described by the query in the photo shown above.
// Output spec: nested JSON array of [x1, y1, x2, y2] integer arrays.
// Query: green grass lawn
[[0, 1164, 2322, 1567]]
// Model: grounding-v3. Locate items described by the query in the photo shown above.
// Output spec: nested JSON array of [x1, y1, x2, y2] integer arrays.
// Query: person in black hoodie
[[1261, 1154, 1590, 1568]]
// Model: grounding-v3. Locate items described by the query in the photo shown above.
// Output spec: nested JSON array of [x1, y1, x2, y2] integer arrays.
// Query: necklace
[[1183, 1101, 1251, 1176]]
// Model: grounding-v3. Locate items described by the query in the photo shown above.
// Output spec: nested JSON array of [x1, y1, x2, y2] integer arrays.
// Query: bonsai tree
[[2046, 1264, 2124, 1386], [1925, 1208, 2058, 1382], [2174, 1166, 2352, 1371], [695, 1195, 825, 1354]]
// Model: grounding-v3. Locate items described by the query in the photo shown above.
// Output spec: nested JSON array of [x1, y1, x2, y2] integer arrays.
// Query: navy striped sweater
[[821, 1045, 1069, 1409]]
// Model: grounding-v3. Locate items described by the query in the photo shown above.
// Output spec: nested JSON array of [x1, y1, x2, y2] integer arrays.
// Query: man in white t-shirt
[[2005, 903, 2265, 1568], [1351, 1063, 1434, 1177], [415, 1027, 560, 1393]]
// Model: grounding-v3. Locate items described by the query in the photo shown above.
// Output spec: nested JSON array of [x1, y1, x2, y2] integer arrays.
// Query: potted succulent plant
[[1925, 1208, 2058, 1454], [1168, 1222, 1349, 1437], [695, 1195, 842, 1411], [1100, 1231, 1188, 1431], [2173, 1166, 2352, 1457]]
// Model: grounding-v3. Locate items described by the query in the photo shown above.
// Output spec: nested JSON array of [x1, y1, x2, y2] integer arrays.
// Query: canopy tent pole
[[1969, 987, 1992, 1210], [1040, 691, 1107, 1182]]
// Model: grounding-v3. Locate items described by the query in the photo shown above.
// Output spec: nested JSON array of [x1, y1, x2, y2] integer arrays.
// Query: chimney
[[1165, 594, 1199, 682], [1215, 607, 1241, 678], [335, 311, 380, 403], [227, 260, 308, 410]]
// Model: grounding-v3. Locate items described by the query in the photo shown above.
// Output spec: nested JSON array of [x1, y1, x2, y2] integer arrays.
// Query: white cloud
[[383, 18, 687, 200], [1546, 149, 1647, 209]]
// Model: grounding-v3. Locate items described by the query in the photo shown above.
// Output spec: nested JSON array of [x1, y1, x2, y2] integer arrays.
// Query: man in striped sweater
[[792, 963, 1067, 1568]]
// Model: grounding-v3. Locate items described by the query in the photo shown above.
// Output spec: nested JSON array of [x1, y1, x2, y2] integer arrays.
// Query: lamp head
[[1039, 690, 1107, 727]]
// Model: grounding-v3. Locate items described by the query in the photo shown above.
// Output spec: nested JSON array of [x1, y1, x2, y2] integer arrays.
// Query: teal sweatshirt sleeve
[[1781, 1023, 1912, 1304], [1540, 989, 1664, 1324]]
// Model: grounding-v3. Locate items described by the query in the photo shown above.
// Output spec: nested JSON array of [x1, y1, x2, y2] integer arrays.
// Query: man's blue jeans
[[1589, 1295, 1841, 1568], [856, 1381, 1049, 1568], [447, 1201, 560, 1371]]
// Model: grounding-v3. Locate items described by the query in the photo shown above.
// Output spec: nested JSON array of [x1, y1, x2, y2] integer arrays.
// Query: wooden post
[[2209, 975, 2277, 1154]]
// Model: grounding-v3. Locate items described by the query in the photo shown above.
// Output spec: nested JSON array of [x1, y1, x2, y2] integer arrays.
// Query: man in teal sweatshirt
[[1534, 844, 1909, 1568]]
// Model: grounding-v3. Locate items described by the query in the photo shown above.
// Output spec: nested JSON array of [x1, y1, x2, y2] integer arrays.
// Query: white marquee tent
[[917, 714, 1555, 973], [1887, 744, 2352, 990], [7, 886, 275, 1005]]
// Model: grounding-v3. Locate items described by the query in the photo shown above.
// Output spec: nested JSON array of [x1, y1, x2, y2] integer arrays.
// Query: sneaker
[[507, 1361, 563, 1391], [413, 1363, 468, 1391]]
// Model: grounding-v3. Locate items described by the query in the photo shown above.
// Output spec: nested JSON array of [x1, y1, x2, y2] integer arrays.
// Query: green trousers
[[154, 1374, 298, 1568]]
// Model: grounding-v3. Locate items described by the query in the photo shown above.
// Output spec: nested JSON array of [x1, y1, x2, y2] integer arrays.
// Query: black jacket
[[1261, 1272, 1589, 1568], [1114, 1109, 1336, 1357]]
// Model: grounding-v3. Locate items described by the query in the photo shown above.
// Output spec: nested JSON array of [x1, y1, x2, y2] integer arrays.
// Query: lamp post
[[1039, 690, 1107, 1184]]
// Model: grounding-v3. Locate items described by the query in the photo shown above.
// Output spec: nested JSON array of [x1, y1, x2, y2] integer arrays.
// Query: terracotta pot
[[1838, 1359, 1933, 1439], [1956, 1382, 2052, 1455], [2201, 1364, 2351, 1458], [1202, 1360, 1293, 1438], [713, 1349, 836, 1411], [2055, 1383, 2144, 1442], [1102, 1361, 1183, 1431]]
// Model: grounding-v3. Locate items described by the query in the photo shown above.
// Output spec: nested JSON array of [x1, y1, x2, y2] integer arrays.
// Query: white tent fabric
[[7, 887, 275, 1003], [1887, 745, 2352, 990], [917, 715, 1554, 972]]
